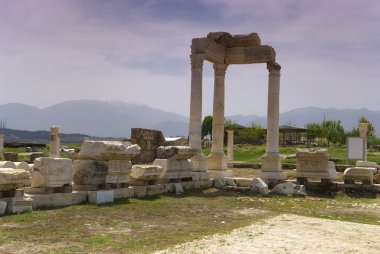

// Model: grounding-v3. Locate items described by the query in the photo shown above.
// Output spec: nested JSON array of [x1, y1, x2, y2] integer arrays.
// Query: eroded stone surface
[[0, 168, 31, 191], [73, 160, 108, 185], [130, 165, 162, 181], [0, 161, 16, 169], [270, 182, 306, 196], [251, 178, 269, 195], [14, 162, 30, 171], [344, 167, 374, 184], [296, 149, 336, 179], [157, 146, 197, 160], [154, 159, 193, 182], [78, 140, 140, 161], [32, 157, 72, 188]]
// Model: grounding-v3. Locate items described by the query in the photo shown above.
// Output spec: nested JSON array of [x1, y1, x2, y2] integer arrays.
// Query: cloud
[[0, 0, 379, 118]]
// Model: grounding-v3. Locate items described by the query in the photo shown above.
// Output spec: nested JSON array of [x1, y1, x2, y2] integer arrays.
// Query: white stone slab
[[32, 157, 72, 188], [79, 140, 140, 161]]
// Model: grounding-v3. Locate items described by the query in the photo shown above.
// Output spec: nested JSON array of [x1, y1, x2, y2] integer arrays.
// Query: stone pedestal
[[129, 165, 162, 186], [50, 126, 60, 158], [296, 149, 336, 181], [259, 154, 287, 180]]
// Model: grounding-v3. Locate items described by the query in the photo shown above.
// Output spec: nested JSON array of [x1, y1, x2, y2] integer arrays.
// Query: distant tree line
[[201, 115, 380, 147]]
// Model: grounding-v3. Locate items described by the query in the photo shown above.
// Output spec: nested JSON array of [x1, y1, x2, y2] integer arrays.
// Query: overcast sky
[[1, 0, 379, 117]]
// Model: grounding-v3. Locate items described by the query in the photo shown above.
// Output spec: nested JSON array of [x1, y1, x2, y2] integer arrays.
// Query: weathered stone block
[[181, 181, 194, 190], [146, 184, 164, 196], [344, 167, 374, 184], [154, 159, 193, 182], [234, 177, 253, 187], [113, 187, 134, 199], [0, 161, 16, 168], [0, 168, 31, 191], [27, 192, 87, 208], [157, 146, 196, 160], [0, 200, 7, 215], [270, 182, 306, 196], [5, 197, 32, 214], [32, 157, 72, 188], [174, 183, 184, 195], [191, 171, 209, 181], [131, 128, 165, 164], [163, 183, 174, 193], [72, 160, 109, 185], [251, 178, 269, 195], [130, 165, 162, 181], [87, 190, 114, 204], [78, 140, 140, 161], [296, 149, 336, 179], [14, 162, 30, 171], [134, 186, 147, 198], [200, 179, 213, 188], [192, 180, 201, 189], [214, 177, 226, 188]]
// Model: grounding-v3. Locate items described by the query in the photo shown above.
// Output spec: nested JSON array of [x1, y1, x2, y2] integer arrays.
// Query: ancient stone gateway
[[189, 32, 286, 181]]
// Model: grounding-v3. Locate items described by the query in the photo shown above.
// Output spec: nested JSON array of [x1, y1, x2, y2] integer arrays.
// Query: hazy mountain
[[0, 100, 188, 137], [228, 107, 380, 135], [2, 100, 380, 138]]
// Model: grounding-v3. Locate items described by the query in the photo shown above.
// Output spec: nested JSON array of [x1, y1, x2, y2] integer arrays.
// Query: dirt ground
[[154, 214, 380, 254]]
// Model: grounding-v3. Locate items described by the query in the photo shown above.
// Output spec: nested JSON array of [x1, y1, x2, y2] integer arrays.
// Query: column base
[[259, 153, 287, 180], [191, 154, 207, 172], [208, 169, 233, 178], [206, 154, 227, 171]]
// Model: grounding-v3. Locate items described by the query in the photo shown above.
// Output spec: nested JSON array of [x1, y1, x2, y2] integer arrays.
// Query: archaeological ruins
[[0, 32, 379, 215]]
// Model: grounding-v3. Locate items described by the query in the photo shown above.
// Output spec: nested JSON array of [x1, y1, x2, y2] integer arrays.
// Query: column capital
[[226, 129, 234, 134], [267, 61, 281, 73], [213, 63, 228, 76], [191, 53, 205, 69]]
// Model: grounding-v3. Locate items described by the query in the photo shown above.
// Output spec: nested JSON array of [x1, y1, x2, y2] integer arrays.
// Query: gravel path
[[154, 214, 380, 254]]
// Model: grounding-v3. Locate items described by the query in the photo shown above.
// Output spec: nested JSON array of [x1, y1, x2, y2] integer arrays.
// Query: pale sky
[[1, 0, 379, 117]]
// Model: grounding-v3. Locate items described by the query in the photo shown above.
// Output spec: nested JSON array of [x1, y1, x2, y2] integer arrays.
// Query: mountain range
[[1, 100, 379, 138]]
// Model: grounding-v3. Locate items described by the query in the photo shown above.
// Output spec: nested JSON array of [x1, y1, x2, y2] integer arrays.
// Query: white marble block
[[0, 168, 31, 191], [296, 149, 336, 179], [78, 140, 140, 161], [32, 157, 72, 188]]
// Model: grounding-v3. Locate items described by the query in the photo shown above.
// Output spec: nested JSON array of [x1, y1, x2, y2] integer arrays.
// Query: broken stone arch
[[188, 32, 286, 181]]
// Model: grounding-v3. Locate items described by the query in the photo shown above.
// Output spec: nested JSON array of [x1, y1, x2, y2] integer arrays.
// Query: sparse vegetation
[[0, 189, 378, 253]]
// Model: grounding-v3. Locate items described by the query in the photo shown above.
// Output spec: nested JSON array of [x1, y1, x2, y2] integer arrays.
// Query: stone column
[[50, 126, 60, 158], [0, 133, 4, 159], [207, 63, 232, 177], [227, 130, 234, 162], [259, 61, 287, 181], [359, 122, 368, 161], [189, 53, 207, 175]]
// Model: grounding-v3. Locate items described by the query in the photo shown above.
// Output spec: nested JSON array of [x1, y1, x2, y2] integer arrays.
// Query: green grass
[[0, 189, 379, 253], [203, 144, 380, 165]]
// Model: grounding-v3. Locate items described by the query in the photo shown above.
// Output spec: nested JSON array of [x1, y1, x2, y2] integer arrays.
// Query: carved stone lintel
[[267, 61, 281, 73], [213, 63, 228, 76], [191, 53, 205, 69]]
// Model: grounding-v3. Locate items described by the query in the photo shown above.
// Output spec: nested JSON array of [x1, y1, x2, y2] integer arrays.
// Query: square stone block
[[147, 184, 164, 196], [206, 154, 227, 171], [200, 179, 213, 188], [32, 157, 72, 188], [191, 171, 209, 181], [134, 186, 147, 198], [111, 187, 134, 199], [27, 192, 87, 208], [88, 190, 114, 204]]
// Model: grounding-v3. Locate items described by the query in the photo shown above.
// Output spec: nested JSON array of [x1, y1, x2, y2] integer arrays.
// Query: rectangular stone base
[[208, 169, 233, 178], [258, 171, 287, 181], [147, 184, 165, 196], [24, 185, 72, 194], [4, 197, 33, 214], [207, 154, 227, 171], [234, 178, 253, 187], [190, 154, 207, 172], [191, 171, 209, 180], [26, 192, 87, 208], [113, 187, 134, 199], [88, 190, 114, 204], [261, 154, 282, 172]]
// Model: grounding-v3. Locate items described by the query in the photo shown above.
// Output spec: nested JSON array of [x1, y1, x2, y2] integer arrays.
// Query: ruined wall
[[131, 128, 165, 164]]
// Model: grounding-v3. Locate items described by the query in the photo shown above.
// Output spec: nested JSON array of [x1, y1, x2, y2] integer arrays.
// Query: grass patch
[[0, 189, 379, 253]]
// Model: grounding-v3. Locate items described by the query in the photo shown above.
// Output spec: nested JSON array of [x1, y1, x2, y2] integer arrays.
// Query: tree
[[201, 115, 213, 140], [320, 120, 346, 146], [306, 123, 321, 144]]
